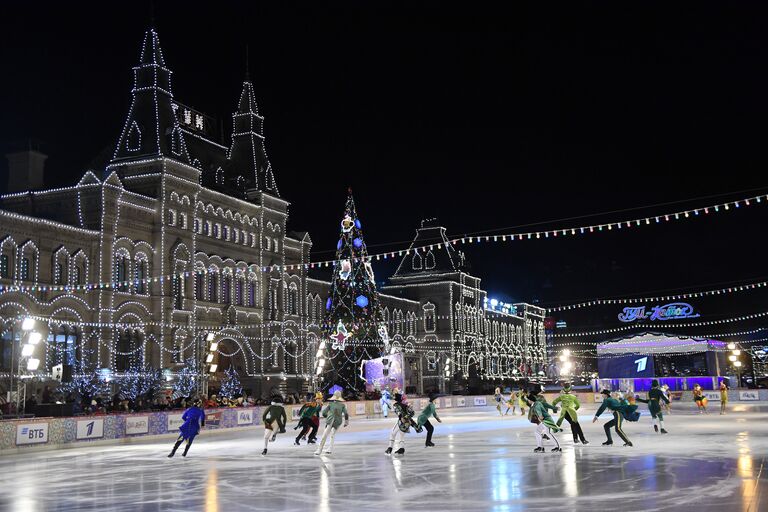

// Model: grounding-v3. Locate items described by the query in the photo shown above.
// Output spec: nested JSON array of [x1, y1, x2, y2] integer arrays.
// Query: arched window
[[48, 325, 79, 368], [0, 254, 9, 278], [222, 272, 232, 304], [425, 250, 435, 270], [116, 329, 142, 371], [179, 213, 187, 230], [113, 250, 130, 292], [195, 270, 204, 300], [52, 248, 69, 285], [126, 121, 141, 151], [288, 283, 298, 315], [208, 270, 219, 302], [412, 252, 422, 270], [423, 303, 436, 332], [134, 254, 148, 294], [235, 277, 244, 306], [248, 276, 257, 307], [204, 221, 211, 236], [223, 225, 230, 241], [19, 243, 37, 282]]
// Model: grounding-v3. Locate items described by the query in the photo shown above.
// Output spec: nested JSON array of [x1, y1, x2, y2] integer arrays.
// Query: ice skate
[[533, 447, 545, 453], [573, 438, 580, 444], [660, 428, 668, 434], [261, 449, 267, 456], [426, 441, 435, 447], [294, 440, 300, 446], [385, 447, 393, 455], [654, 424, 659, 433], [551, 447, 562, 452], [313, 450, 321, 456], [395, 448, 405, 455], [623, 442, 633, 447], [602, 441, 613, 446], [581, 440, 590, 445]]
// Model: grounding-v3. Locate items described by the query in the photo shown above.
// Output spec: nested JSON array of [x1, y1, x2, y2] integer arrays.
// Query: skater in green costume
[[552, 383, 588, 444], [635, 379, 670, 434], [528, 384, 563, 453], [592, 390, 635, 447]]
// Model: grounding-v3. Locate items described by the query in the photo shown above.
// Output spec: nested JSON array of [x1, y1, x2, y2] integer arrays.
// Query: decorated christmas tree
[[172, 358, 199, 399], [219, 366, 243, 399], [316, 190, 388, 393], [116, 362, 164, 402]]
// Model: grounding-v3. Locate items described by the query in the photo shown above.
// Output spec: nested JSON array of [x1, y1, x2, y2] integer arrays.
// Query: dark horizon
[[1, 2, 767, 336]]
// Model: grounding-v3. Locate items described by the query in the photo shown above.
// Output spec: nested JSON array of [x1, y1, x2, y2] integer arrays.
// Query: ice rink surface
[[1, 402, 765, 512]]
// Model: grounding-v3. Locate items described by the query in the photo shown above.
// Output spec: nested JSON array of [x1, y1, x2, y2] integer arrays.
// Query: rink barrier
[[3, 390, 766, 454]]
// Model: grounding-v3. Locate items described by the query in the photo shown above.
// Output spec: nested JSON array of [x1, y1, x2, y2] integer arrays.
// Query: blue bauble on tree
[[353, 238, 363, 248], [355, 295, 369, 308]]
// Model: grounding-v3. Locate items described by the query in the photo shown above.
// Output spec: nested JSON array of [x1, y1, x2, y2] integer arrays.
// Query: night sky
[[1, 2, 767, 339]]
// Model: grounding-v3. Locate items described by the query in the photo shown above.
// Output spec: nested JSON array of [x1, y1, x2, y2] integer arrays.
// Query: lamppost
[[559, 349, 572, 378], [11, 317, 42, 414], [727, 342, 742, 388]]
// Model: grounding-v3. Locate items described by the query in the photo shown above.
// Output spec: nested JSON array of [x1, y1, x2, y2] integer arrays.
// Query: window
[[168, 209, 177, 226], [208, 272, 218, 302], [234, 228, 240, 243], [195, 272, 204, 300], [116, 329, 142, 371], [179, 213, 187, 230], [48, 326, 79, 368], [213, 223, 220, 239], [172, 273, 183, 309], [204, 221, 211, 236], [194, 218, 200, 233], [114, 254, 129, 292], [222, 274, 232, 304], [235, 278, 244, 306], [248, 280, 256, 307], [265, 237, 271, 251], [20, 257, 31, 281], [288, 284, 298, 315], [425, 250, 435, 269], [1, 328, 21, 371], [412, 252, 422, 270], [134, 258, 147, 294], [0, 254, 8, 278], [54, 262, 65, 285], [223, 226, 229, 241]]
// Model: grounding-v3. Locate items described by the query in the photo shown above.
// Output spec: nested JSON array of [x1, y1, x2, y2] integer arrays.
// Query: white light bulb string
[[549, 328, 768, 347], [1, 192, 765, 294]]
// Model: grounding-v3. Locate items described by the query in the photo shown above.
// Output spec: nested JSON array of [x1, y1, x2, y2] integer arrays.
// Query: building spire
[[245, 44, 250, 81], [111, 28, 189, 164]]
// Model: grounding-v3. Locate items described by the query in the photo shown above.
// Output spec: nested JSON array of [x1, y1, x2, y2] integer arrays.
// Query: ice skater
[[295, 392, 323, 445], [380, 388, 392, 418], [314, 390, 349, 455], [416, 393, 442, 447], [494, 387, 504, 416], [504, 390, 517, 416], [261, 395, 287, 456], [168, 398, 205, 458], [635, 379, 670, 434], [693, 384, 708, 414], [719, 381, 729, 415], [552, 383, 588, 444], [592, 390, 634, 447], [385, 393, 420, 456], [661, 384, 672, 414], [518, 387, 529, 416], [528, 384, 562, 453]]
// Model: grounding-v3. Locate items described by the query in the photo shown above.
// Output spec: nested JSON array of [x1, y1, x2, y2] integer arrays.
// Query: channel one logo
[[77, 419, 104, 440]]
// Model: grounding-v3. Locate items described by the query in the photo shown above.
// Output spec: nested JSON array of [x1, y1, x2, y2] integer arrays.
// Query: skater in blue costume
[[168, 399, 206, 458]]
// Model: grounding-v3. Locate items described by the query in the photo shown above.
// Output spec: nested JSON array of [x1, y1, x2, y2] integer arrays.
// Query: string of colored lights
[[1, 192, 765, 294]]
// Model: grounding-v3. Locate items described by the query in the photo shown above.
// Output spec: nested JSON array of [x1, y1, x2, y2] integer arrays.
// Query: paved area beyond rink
[[1, 402, 765, 511]]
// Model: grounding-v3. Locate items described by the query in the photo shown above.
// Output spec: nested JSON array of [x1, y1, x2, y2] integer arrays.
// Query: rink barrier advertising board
[[703, 391, 721, 402], [167, 414, 185, 431], [457, 397, 466, 407], [355, 403, 366, 415], [740, 390, 760, 401], [594, 394, 604, 403], [373, 402, 382, 413], [126, 416, 149, 435], [76, 419, 104, 440], [205, 411, 222, 428], [474, 397, 487, 406], [236, 409, 255, 426], [443, 398, 452, 408], [16, 423, 49, 445], [291, 408, 302, 420]]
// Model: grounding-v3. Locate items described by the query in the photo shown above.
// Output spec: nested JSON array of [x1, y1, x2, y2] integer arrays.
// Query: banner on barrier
[[442, 398, 452, 408], [237, 409, 254, 426], [355, 403, 366, 415], [16, 423, 49, 445], [205, 411, 222, 428], [374, 403, 382, 413], [594, 394, 604, 403], [292, 407, 302, 420], [740, 390, 760, 401], [703, 391, 720, 402], [167, 414, 185, 431], [126, 416, 149, 435], [457, 397, 466, 407], [474, 397, 487, 406], [76, 419, 104, 440]]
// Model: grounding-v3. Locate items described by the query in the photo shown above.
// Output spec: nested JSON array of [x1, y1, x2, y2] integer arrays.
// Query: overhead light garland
[[2, 192, 765, 295], [549, 327, 768, 347]]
